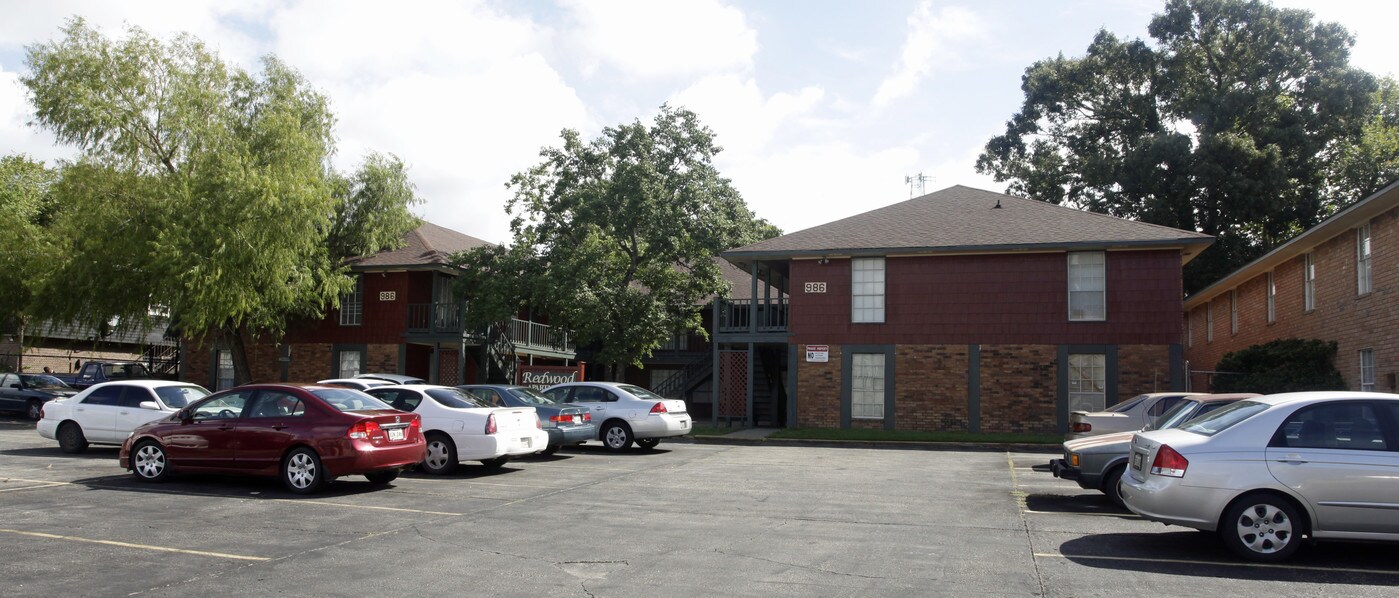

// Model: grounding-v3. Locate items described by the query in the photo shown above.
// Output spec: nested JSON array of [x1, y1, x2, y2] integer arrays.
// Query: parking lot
[[1, 417, 1396, 597]]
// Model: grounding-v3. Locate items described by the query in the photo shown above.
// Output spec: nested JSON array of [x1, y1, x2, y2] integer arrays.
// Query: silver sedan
[[1121, 391, 1399, 561]]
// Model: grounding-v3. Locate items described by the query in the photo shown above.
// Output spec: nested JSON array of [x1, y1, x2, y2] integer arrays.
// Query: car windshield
[[426, 388, 486, 409], [1180, 400, 1270, 436], [1107, 395, 1148, 413], [507, 387, 557, 405], [19, 374, 70, 390], [1145, 399, 1200, 431], [312, 388, 393, 412], [618, 385, 667, 402], [103, 363, 150, 379], [154, 385, 211, 408]]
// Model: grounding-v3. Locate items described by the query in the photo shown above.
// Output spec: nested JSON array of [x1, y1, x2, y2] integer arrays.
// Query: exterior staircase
[[486, 321, 518, 384]]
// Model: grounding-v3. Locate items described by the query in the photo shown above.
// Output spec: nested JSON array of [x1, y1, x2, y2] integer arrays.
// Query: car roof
[[365, 384, 460, 391], [1194, 392, 1261, 402], [354, 373, 428, 383], [1242, 391, 1399, 407], [88, 379, 202, 389]]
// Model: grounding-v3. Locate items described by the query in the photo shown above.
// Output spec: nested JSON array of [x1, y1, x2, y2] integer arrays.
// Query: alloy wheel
[[134, 444, 165, 479], [287, 452, 317, 489]]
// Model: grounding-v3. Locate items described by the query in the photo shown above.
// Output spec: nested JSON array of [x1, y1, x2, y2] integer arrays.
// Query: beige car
[[1067, 392, 1204, 439]]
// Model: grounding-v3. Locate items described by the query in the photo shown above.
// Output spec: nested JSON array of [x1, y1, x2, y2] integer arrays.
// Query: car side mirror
[[139, 401, 160, 411], [7, 383, 18, 389], [177, 408, 192, 422]]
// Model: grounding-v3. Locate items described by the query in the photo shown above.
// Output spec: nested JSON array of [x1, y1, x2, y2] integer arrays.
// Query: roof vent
[[993, 199, 1003, 209]]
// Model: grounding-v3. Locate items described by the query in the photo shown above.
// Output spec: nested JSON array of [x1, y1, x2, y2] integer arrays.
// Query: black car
[[459, 385, 597, 455], [0, 373, 80, 420]]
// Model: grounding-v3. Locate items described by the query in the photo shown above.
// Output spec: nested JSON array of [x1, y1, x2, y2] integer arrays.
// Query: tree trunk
[[227, 323, 253, 386]]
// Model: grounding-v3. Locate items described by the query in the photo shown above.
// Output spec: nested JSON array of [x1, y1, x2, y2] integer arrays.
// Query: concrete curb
[[674, 434, 1059, 453]]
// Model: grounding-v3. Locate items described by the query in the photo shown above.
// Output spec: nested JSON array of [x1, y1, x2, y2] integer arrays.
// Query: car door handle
[[119, 411, 129, 415], [1275, 454, 1308, 464], [271, 424, 287, 431], [218, 425, 236, 431], [595, 407, 605, 411]]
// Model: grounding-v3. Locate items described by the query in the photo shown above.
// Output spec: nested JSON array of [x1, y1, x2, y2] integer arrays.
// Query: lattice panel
[[718, 351, 749, 418], [438, 350, 460, 386]]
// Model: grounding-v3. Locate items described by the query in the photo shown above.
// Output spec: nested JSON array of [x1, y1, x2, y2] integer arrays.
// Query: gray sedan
[[459, 385, 596, 455], [1122, 392, 1399, 561], [1049, 392, 1257, 507], [0, 373, 79, 420]]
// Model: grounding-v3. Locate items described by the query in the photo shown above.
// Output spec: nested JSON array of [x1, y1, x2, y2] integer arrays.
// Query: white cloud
[[0, 1, 267, 66], [872, 2, 987, 110], [563, 0, 757, 78], [669, 74, 823, 158]]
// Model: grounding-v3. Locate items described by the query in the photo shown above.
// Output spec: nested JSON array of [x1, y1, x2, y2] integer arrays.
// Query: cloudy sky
[[2, 1, 1396, 244]]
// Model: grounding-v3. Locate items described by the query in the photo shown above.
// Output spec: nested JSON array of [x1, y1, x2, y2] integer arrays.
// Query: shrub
[[1212, 338, 1345, 394]]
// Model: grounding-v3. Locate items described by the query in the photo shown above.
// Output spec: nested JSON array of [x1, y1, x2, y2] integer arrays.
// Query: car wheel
[[481, 456, 509, 469], [282, 447, 327, 494], [26, 400, 42, 421], [57, 422, 89, 454], [539, 444, 560, 456], [131, 441, 171, 483], [635, 438, 661, 450], [1221, 494, 1305, 562], [601, 422, 633, 452], [364, 469, 399, 485], [1102, 465, 1127, 509], [421, 434, 458, 475]]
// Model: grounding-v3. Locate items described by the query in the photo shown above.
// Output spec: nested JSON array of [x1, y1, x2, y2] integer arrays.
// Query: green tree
[[22, 19, 420, 384], [454, 105, 777, 378], [1328, 77, 1399, 202], [977, 0, 1378, 292], [0, 155, 61, 357], [1212, 338, 1344, 393]]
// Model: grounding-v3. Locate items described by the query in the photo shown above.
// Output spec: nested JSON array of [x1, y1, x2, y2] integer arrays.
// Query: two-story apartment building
[[183, 222, 575, 390], [714, 185, 1213, 434], [1184, 180, 1399, 393]]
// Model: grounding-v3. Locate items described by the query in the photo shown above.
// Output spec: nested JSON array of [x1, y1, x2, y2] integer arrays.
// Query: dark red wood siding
[[788, 250, 1182, 346], [285, 271, 415, 344]]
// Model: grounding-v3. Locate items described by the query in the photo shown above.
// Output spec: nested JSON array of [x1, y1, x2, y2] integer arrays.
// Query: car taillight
[[1150, 445, 1189, 477], [649, 402, 668, 414], [348, 420, 383, 440], [410, 417, 421, 436], [536, 417, 542, 429], [583, 412, 591, 422], [485, 413, 497, 435], [39, 406, 45, 420], [1071, 422, 1091, 433]]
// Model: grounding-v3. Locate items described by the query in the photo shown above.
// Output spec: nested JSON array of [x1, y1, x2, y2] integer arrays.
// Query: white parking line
[[0, 528, 269, 561], [1033, 551, 1399, 576], [269, 499, 462, 516], [0, 482, 66, 493], [1022, 509, 1135, 518]]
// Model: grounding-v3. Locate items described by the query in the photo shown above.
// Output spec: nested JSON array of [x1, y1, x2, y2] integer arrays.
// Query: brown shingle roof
[[725, 185, 1213, 263], [347, 221, 492, 270]]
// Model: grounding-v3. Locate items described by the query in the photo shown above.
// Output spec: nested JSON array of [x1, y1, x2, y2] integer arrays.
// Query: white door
[[113, 386, 168, 437], [1266, 401, 1399, 534], [72, 385, 123, 442]]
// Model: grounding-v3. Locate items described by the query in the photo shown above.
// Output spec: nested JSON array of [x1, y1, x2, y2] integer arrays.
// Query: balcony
[[717, 298, 789, 334], [406, 302, 463, 334], [508, 318, 575, 353], [406, 303, 574, 355]]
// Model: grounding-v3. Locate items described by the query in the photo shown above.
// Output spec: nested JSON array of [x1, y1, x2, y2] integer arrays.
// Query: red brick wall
[[894, 345, 969, 431], [978, 345, 1057, 433], [182, 340, 402, 386], [285, 271, 418, 345], [1117, 345, 1173, 402], [796, 344, 842, 427], [1185, 205, 1399, 392], [789, 250, 1182, 346]]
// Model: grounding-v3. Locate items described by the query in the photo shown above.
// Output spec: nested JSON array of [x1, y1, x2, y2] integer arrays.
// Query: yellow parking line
[[0, 483, 66, 493], [1023, 509, 1134, 518], [0, 529, 268, 561], [2, 477, 463, 516], [1034, 552, 1399, 575], [1, 477, 75, 485]]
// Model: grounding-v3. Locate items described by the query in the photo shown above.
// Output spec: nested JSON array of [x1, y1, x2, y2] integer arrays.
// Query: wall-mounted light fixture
[[818, 257, 829, 265]]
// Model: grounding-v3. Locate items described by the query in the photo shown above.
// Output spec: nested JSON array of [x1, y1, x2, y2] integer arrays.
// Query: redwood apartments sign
[[517, 365, 585, 390]]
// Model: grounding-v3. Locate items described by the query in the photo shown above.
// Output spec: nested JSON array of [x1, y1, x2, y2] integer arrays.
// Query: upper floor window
[[1303, 252, 1316, 311], [1357, 223, 1372, 295], [1230, 290, 1239, 335], [851, 257, 885, 323], [1068, 251, 1105, 321], [340, 274, 363, 326], [1266, 271, 1276, 323]]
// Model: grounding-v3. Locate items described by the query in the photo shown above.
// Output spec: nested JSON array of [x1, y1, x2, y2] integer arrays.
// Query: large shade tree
[[976, 0, 1380, 292], [21, 19, 420, 383], [453, 106, 778, 378], [0, 155, 61, 368]]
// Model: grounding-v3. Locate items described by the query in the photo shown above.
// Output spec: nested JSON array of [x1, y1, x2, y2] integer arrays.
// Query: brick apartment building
[[1185, 180, 1399, 392], [714, 186, 1213, 434], [183, 222, 575, 390]]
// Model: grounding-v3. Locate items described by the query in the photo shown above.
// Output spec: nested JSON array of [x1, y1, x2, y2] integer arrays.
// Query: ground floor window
[[1068, 353, 1106, 412], [851, 353, 885, 419], [216, 350, 235, 391], [1360, 349, 1375, 392], [338, 350, 363, 378]]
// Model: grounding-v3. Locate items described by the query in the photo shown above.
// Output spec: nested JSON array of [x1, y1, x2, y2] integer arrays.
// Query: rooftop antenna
[[905, 172, 932, 198]]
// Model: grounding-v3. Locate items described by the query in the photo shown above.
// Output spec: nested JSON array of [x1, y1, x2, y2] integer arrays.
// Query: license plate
[[682, 420, 689, 429], [521, 437, 532, 448], [1131, 452, 1142, 469], [572, 415, 581, 424], [388, 428, 405, 441]]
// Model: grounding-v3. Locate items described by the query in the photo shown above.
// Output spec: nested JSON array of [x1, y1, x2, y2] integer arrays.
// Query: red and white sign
[[805, 345, 829, 363], [517, 364, 586, 390]]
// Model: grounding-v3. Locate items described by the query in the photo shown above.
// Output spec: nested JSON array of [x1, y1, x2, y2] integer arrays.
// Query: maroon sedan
[[119, 383, 425, 494]]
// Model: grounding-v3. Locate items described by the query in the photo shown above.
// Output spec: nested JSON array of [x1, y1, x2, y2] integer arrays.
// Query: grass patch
[[769, 428, 1060, 444]]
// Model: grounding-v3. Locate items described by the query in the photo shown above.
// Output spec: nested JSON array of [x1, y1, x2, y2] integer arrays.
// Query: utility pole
[[905, 172, 932, 198]]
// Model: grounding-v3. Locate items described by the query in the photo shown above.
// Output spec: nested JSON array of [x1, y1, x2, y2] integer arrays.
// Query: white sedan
[[366, 385, 548, 475], [541, 382, 691, 451], [37, 380, 211, 453], [1122, 391, 1399, 561], [1068, 392, 1203, 438]]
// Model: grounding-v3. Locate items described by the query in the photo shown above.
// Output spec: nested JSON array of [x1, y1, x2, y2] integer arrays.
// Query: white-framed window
[[851, 257, 885, 323], [1230, 290, 1239, 335], [851, 353, 885, 419], [1187, 312, 1193, 348], [1359, 349, 1375, 392], [1266, 271, 1276, 323], [340, 275, 363, 326], [338, 350, 362, 378], [1068, 353, 1106, 412], [1304, 252, 1316, 311], [216, 350, 235, 391], [1357, 223, 1372, 295], [1068, 251, 1106, 321], [1206, 302, 1214, 343]]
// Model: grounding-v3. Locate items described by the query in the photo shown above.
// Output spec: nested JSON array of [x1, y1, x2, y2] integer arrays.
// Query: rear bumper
[[36, 418, 58, 441], [631, 414, 691, 439], [323, 440, 425, 477], [1120, 474, 1227, 531], [547, 424, 597, 446]]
